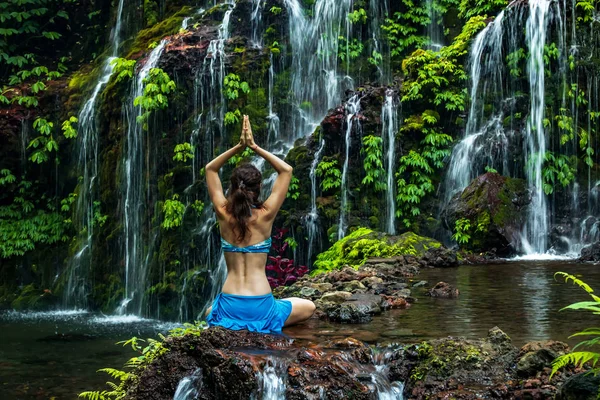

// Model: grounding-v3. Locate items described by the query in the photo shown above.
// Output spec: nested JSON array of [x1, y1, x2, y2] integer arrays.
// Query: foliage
[[287, 176, 300, 200], [93, 201, 108, 227], [270, 6, 282, 15], [395, 112, 452, 227], [173, 143, 194, 163], [347, 8, 367, 24], [316, 158, 342, 191], [381, 0, 430, 59], [162, 195, 185, 230], [28, 117, 78, 164], [542, 152, 576, 195], [313, 228, 441, 274], [0, 0, 70, 106], [110, 58, 136, 83], [266, 228, 308, 288], [223, 73, 250, 101], [0, 177, 72, 258], [458, 0, 507, 19], [452, 218, 471, 244], [191, 200, 204, 214], [551, 272, 600, 379], [224, 109, 242, 126], [361, 135, 386, 191], [338, 36, 364, 61], [134, 68, 176, 130]]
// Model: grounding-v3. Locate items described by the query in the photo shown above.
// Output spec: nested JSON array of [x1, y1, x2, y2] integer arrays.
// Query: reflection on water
[[286, 261, 600, 347], [2, 261, 598, 399]]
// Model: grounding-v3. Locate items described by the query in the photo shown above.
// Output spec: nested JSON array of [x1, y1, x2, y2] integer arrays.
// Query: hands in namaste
[[240, 115, 257, 150]]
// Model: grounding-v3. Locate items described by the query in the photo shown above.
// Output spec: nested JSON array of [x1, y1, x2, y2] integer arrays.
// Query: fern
[[551, 352, 600, 378]]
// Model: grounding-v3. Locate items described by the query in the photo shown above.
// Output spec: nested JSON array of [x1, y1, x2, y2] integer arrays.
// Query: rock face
[[427, 282, 459, 298], [442, 173, 530, 257], [117, 327, 580, 400]]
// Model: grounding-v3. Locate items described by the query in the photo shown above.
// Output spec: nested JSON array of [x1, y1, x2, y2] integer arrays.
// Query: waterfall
[[119, 39, 168, 315], [371, 350, 405, 399], [173, 369, 203, 400], [256, 358, 288, 400], [338, 94, 361, 240], [306, 138, 326, 263], [63, 0, 127, 308], [251, 0, 263, 48], [267, 53, 280, 146], [442, 11, 506, 207], [282, 0, 354, 143], [382, 91, 399, 234], [426, 0, 443, 50], [521, 0, 551, 254]]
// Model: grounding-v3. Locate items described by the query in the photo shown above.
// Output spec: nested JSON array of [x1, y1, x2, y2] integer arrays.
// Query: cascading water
[[521, 0, 551, 254], [173, 369, 203, 400], [63, 0, 127, 308], [338, 94, 361, 240], [382, 91, 399, 235], [267, 53, 280, 146], [442, 11, 507, 207], [371, 350, 405, 400], [256, 357, 288, 400], [119, 39, 168, 315], [306, 138, 326, 263], [251, 0, 263, 48], [426, 0, 444, 50]]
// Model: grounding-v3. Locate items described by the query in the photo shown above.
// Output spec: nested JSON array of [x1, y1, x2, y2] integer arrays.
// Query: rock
[[327, 293, 382, 323], [420, 247, 459, 268], [320, 291, 353, 304], [556, 372, 600, 400], [391, 289, 412, 298], [517, 341, 570, 377], [299, 287, 317, 297], [360, 276, 384, 286], [442, 172, 530, 257], [427, 282, 459, 298], [380, 295, 409, 310], [412, 280, 428, 288], [123, 328, 378, 400], [341, 280, 367, 292], [580, 241, 600, 262]]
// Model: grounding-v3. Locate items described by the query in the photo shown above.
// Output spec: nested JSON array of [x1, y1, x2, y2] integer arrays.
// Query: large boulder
[[580, 242, 600, 262], [442, 172, 530, 257]]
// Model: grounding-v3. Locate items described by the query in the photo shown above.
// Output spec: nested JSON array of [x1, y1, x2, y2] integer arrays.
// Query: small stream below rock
[[1, 260, 598, 399]]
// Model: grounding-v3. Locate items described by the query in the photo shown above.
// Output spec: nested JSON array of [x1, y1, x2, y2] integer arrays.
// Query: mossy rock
[[312, 228, 442, 274], [11, 284, 58, 310], [442, 172, 530, 256]]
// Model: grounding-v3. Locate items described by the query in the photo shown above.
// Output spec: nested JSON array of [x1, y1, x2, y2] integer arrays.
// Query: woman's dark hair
[[226, 163, 263, 242]]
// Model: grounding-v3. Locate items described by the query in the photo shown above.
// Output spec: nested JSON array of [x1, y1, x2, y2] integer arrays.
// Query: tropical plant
[[452, 218, 471, 244], [134, 68, 176, 130], [287, 176, 300, 200], [266, 228, 308, 288], [361, 135, 386, 191], [110, 58, 136, 83], [162, 195, 185, 230], [173, 143, 194, 163], [316, 158, 342, 191], [551, 272, 600, 380]]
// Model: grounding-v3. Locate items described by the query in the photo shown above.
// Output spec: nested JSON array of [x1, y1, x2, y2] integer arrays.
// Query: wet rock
[[420, 247, 459, 268], [299, 287, 317, 297], [412, 280, 429, 288], [442, 172, 530, 257], [360, 276, 384, 287], [556, 372, 600, 400], [517, 341, 569, 377], [123, 328, 380, 400], [341, 280, 367, 292], [427, 282, 459, 298], [380, 295, 409, 310], [580, 241, 600, 262], [327, 293, 383, 323], [320, 291, 352, 304]]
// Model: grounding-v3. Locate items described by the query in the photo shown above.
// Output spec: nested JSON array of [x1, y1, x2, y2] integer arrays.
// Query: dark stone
[[427, 282, 459, 298], [442, 172, 531, 257], [556, 372, 600, 400], [580, 241, 600, 262], [327, 293, 383, 323], [420, 247, 459, 268]]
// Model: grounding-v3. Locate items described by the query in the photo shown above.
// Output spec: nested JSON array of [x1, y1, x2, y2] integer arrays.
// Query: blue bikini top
[[221, 237, 272, 253]]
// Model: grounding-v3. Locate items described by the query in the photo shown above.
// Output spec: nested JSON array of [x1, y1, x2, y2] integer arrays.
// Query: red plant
[[266, 228, 308, 288]]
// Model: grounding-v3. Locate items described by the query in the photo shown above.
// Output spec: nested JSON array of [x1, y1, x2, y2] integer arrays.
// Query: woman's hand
[[243, 115, 257, 150]]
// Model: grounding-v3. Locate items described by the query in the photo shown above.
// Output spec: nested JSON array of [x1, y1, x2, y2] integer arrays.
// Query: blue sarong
[[206, 293, 292, 334]]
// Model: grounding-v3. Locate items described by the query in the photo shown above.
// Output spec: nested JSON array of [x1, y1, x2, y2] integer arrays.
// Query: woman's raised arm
[[205, 142, 245, 210], [243, 115, 293, 220]]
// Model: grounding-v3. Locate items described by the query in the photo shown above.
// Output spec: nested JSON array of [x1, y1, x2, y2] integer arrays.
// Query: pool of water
[[0, 310, 180, 400], [287, 260, 600, 347], [1, 260, 598, 399]]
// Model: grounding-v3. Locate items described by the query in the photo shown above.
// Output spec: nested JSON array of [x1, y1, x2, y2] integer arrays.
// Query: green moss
[[125, 6, 192, 58], [312, 228, 442, 274], [11, 284, 58, 310]]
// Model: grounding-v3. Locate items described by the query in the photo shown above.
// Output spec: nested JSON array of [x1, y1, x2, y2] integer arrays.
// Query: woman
[[204, 115, 316, 333]]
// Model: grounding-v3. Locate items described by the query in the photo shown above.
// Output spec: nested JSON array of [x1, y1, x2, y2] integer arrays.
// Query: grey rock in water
[[580, 241, 600, 262], [427, 281, 459, 298], [556, 372, 600, 400]]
